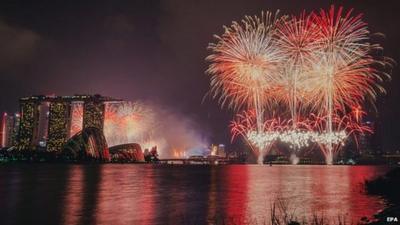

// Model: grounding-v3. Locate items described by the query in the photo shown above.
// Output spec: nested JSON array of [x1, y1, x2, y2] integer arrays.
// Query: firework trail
[[69, 102, 84, 138], [307, 5, 389, 164], [274, 12, 321, 125], [104, 101, 156, 147], [230, 110, 313, 163], [309, 107, 373, 163], [231, 108, 372, 164], [208, 5, 392, 164], [207, 11, 284, 131]]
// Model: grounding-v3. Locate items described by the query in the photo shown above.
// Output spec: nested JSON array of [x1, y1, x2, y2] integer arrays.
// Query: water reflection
[[0, 164, 389, 225], [63, 165, 84, 225], [0, 165, 69, 225], [245, 166, 388, 223], [220, 166, 249, 223]]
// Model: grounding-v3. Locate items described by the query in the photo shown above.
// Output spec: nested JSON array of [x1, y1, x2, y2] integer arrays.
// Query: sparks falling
[[104, 101, 156, 147], [207, 5, 392, 164]]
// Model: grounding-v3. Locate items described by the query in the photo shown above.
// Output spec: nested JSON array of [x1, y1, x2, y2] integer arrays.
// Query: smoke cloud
[[143, 103, 210, 158], [103, 100, 210, 158]]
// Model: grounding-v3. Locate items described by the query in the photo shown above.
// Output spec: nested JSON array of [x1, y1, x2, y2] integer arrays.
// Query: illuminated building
[[109, 143, 144, 162], [5, 114, 16, 146], [47, 100, 71, 151], [12, 113, 21, 146], [17, 98, 41, 150], [83, 98, 105, 130], [210, 144, 226, 157], [0, 113, 18, 148], [0, 112, 22, 148], [16, 94, 120, 151], [36, 102, 50, 147], [211, 144, 217, 156], [1, 112, 8, 148]]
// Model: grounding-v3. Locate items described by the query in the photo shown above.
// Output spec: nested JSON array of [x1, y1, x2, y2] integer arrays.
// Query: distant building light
[[39, 141, 47, 147]]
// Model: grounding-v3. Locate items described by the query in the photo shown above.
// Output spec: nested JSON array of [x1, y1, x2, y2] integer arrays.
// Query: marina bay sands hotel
[[3, 94, 121, 151]]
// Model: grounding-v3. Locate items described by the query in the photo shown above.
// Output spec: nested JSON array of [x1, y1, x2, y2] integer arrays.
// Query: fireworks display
[[69, 102, 84, 138], [103, 102, 208, 158], [207, 5, 392, 164], [206, 11, 284, 130], [104, 101, 156, 147]]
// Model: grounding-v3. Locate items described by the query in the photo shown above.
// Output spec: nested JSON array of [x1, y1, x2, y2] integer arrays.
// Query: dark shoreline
[[365, 167, 400, 224], [0, 160, 398, 166]]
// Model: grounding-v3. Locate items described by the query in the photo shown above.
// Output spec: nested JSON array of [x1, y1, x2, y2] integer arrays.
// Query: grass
[[178, 198, 362, 225]]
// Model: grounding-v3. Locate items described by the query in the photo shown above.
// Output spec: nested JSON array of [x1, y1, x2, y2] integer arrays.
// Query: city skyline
[[0, 0, 398, 152], [0, 2, 399, 224]]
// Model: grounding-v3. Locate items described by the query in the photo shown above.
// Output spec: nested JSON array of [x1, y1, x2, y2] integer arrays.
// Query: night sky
[[0, 0, 399, 152]]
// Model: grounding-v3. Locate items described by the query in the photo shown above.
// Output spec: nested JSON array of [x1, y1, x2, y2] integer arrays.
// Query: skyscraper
[[17, 98, 40, 150], [0, 112, 20, 148], [47, 100, 71, 152], [16, 94, 120, 151]]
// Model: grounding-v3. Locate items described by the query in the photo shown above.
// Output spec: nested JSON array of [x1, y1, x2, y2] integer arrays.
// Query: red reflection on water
[[310, 167, 352, 220], [135, 166, 156, 225], [59, 165, 389, 225], [243, 165, 389, 223], [309, 167, 329, 215], [347, 166, 388, 221], [307, 166, 388, 222], [95, 165, 156, 225], [207, 168, 218, 221], [62, 166, 84, 225], [207, 166, 249, 223], [224, 166, 249, 220]]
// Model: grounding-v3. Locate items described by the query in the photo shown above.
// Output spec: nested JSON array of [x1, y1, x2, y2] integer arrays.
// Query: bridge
[[159, 157, 232, 165]]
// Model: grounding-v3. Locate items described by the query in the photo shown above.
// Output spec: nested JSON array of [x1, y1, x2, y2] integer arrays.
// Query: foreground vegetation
[[180, 201, 369, 225]]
